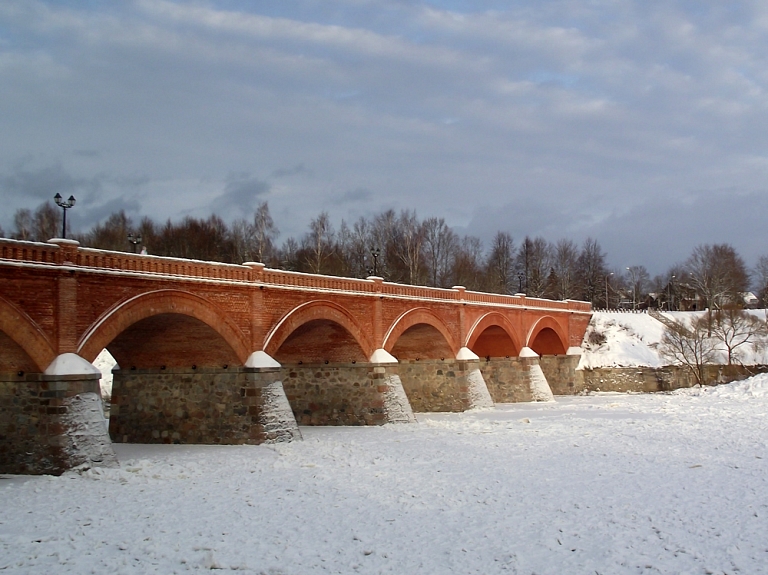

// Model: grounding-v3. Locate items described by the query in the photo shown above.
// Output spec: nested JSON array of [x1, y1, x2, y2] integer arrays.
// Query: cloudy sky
[[2, 0, 768, 275]]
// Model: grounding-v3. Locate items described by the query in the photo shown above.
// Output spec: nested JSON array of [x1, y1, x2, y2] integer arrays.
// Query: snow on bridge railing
[[0, 238, 590, 312], [75, 247, 251, 281], [0, 238, 252, 282], [0, 239, 62, 265]]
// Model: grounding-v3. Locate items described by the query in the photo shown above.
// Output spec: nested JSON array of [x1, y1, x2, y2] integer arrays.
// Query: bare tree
[[83, 210, 133, 252], [393, 210, 424, 285], [485, 231, 515, 294], [624, 265, 650, 309], [347, 216, 373, 278], [687, 244, 749, 311], [422, 217, 457, 287], [279, 237, 300, 271], [367, 210, 394, 279], [450, 235, 484, 290], [516, 236, 552, 297], [229, 217, 256, 263], [710, 308, 768, 365], [754, 255, 768, 306], [303, 211, 335, 274], [253, 201, 278, 263], [552, 239, 580, 300], [136, 216, 157, 255], [576, 237, 608, 307], [13, 208, 34, 240], [33, 202, 62, 241], [659, 315, 719, 386]]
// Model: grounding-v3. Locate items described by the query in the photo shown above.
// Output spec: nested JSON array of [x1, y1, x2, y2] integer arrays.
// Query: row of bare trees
[[3, 200, 763, 307], [659, 308, 768, 385]]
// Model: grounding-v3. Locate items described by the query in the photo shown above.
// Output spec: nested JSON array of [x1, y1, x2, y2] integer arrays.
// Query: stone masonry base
[[0, 373, 117, 475], [110, 367, 300, 444]]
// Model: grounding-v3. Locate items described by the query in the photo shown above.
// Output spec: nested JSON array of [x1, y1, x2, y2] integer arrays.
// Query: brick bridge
[[0, 238, 591, 474]]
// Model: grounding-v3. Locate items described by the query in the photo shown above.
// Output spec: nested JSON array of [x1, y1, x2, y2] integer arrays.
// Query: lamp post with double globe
[[53, 193, 76, 239], [127, 232, 142, 253]]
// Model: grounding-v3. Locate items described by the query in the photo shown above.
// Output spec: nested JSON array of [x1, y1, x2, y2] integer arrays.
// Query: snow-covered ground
[[3, 376, 768, 574]]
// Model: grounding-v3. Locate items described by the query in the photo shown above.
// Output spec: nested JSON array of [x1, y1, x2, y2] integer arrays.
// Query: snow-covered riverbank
[[3, 376, 768, 574]]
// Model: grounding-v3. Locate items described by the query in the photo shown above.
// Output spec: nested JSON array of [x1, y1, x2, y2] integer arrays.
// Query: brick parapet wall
[[0, 238, 590, 314]]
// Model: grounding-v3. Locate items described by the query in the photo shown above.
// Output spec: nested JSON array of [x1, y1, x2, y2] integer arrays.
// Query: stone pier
[[110, 364, 300, 444], [0, 354, 117, 475]]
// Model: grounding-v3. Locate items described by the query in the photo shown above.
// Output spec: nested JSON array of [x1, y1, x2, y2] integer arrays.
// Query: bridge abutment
[[539, 349, 583, 395]]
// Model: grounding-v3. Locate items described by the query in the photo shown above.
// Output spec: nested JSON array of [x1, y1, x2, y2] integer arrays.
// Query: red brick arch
[[465, 312, 524, 356], [264, 300, 374, 359], [383, 308, 459, 357], [77, 290, 251, 364], [0, 295, 56, 372], [526, 316, 568, 355]]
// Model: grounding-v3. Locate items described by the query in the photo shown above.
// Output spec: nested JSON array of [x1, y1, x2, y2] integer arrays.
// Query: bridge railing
[[0, 238, 590, 312], [0, 240, 62, 265]]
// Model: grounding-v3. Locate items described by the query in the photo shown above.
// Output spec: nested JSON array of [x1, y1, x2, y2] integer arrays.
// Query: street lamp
[[626, 267, 636, 309], [605, 272, 614, 310], [53, 193, 76, 239], [127, 232, 142, 253], [517, 272, 524, 293], [668, 275, 675, 311], [369, 247, 381, 276]]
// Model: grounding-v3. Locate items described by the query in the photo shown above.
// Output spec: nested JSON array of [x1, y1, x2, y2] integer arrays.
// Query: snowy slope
[[579, 311, 666, 368], [579, 310, 768, 369]]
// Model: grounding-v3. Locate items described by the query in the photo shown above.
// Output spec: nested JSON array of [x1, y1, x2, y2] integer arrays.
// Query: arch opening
[[529, 327, 567, 356], [107, 313, 241, 370], [78, 290, 250, 366], [470, 325, 520, 359], [390, 324, 453, 361], [273, 319, 367, 364]]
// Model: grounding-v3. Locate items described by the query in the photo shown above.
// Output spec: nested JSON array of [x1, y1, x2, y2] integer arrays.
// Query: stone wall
[[577, 364, 768, 393], [479, 359, 533, 403], [282, 363, 388, 425], [0, 372, 116, 475], [110, 367, 300, 444], [540, 355, 582, 395], [397, 359, 483, 412]]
